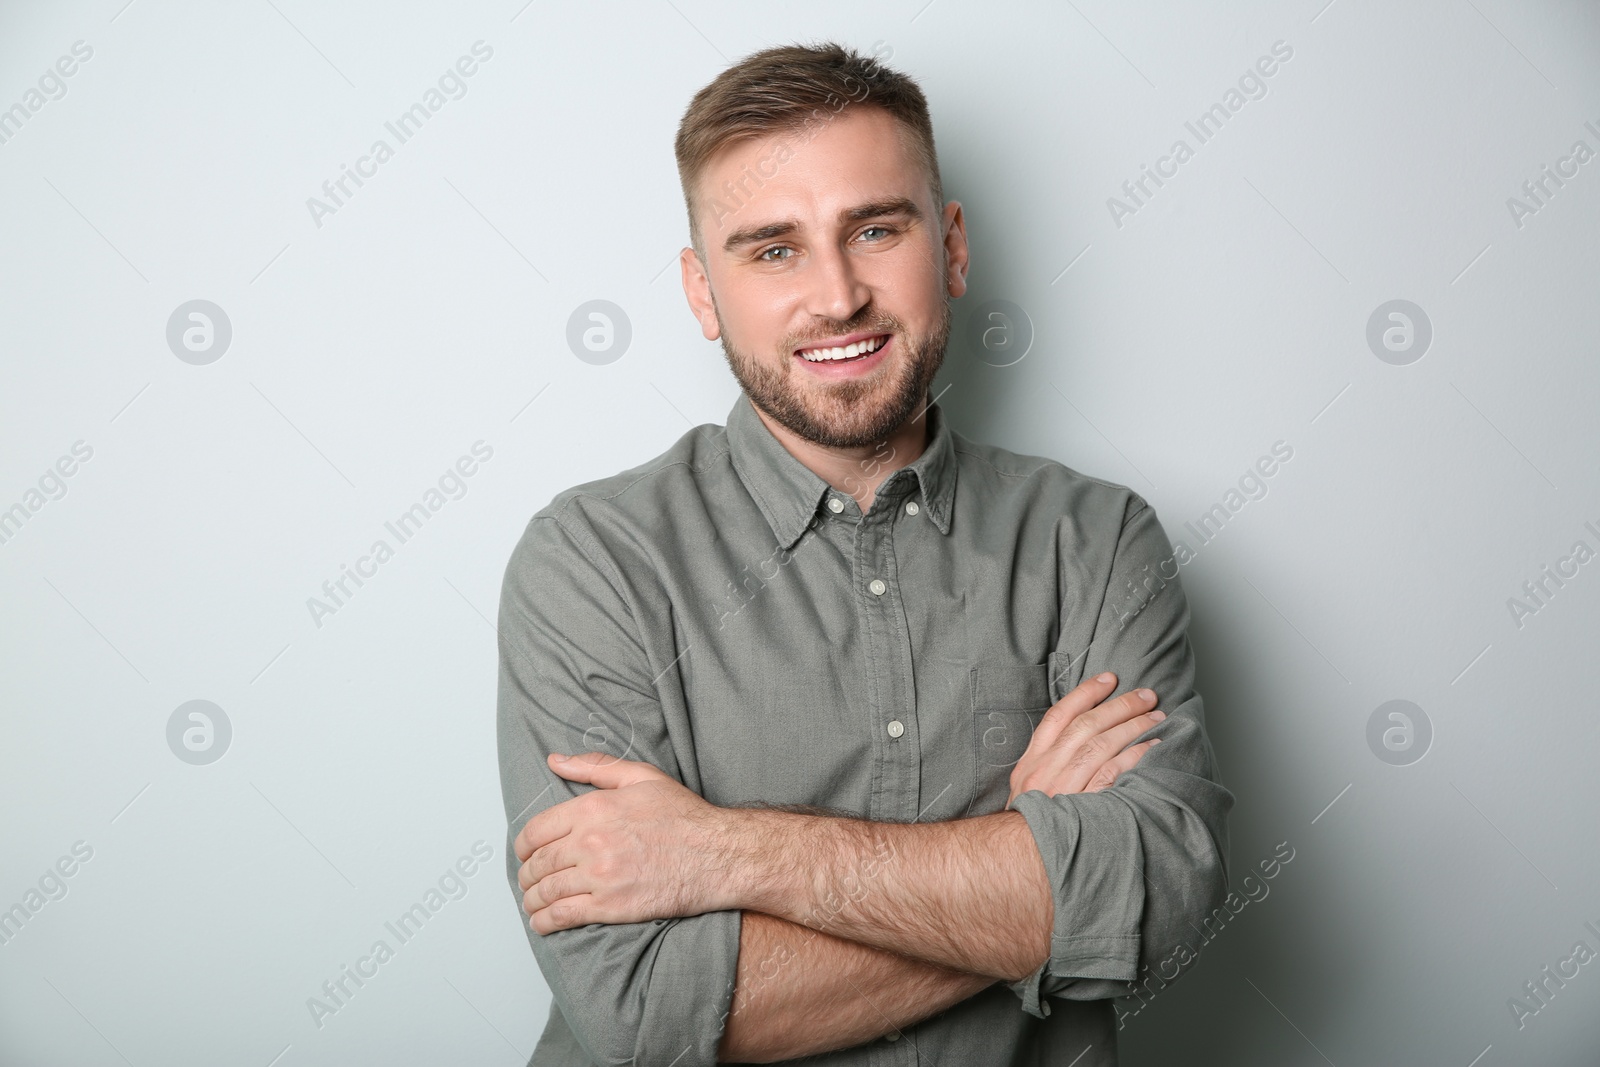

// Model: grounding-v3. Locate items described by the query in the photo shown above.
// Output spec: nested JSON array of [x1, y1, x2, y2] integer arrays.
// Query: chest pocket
[[967, 657, 1064, 816]]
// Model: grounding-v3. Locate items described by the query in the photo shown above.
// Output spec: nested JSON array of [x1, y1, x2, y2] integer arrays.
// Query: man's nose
[[803, 243, 872, 324]]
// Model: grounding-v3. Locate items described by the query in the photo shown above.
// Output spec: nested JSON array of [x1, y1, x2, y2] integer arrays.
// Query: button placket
[[853, 501, 920, 823]]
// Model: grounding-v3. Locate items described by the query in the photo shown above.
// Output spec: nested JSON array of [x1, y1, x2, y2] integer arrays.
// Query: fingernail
[[1137, 688, 1155, 702], [1150, 710, 1166, 721], [551, 753, 567, 762], [1150, 738, 1163, 745], [1096, 672, 1115, 683]]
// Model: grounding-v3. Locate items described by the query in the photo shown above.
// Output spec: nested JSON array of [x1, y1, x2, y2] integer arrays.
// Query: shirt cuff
[[636, 909, 744, 1065], [1005, 789, 1143, 1018]]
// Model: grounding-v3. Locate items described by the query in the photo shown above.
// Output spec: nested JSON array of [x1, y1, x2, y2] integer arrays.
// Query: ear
[[941, 200, 969, 299], [680, 246, 721, 341]]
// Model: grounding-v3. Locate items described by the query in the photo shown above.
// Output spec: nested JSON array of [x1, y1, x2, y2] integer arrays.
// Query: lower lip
[[793, 335, 893, 379]]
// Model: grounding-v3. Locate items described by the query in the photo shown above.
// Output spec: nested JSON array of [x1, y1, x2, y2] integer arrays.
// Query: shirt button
[[868, 578, 887, 596], [827, 497, 844, 513], [887, 720, 904, 738], [905, 501, 920, 516], [886, 1031, 901, 1042]]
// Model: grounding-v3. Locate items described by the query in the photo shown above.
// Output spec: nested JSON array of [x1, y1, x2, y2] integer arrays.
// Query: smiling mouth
[[795, 334, 891, 363]]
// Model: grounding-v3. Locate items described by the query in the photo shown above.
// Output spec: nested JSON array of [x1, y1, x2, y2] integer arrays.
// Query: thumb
[[548, 751, 659, 789]]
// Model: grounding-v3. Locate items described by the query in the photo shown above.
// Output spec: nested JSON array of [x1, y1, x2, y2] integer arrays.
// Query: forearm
[[727, 808, 1053, 982], [718, 910, 995, 1063]]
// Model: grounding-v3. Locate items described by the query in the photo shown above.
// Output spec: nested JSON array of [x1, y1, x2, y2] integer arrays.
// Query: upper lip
[[794, 331, 890, 355]]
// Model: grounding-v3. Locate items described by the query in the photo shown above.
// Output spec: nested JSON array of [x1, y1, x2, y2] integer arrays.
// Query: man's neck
[[751, 395, 931, 514]]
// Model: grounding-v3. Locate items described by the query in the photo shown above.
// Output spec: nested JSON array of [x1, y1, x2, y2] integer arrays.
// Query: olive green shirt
[[496, 392, 1233, 1065]]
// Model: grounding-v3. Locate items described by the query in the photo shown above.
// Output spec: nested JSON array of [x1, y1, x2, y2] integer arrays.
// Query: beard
[[717, 297, 951, 449]]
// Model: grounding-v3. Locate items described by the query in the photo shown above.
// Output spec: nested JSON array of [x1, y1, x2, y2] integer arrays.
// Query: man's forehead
[[699, 109, 928, 245]]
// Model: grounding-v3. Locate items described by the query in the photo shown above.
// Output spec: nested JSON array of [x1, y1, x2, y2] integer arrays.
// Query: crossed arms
[[513, 671, 1163, 1061], [496, 501, 1233, 1065]]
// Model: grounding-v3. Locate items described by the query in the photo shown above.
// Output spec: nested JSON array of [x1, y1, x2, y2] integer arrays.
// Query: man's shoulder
[[951, 429, 1149, 523], [519, 420, 732, 552]]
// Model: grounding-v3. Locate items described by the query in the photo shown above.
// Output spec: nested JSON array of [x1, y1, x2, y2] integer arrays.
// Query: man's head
[[675, 42, 968, 449]]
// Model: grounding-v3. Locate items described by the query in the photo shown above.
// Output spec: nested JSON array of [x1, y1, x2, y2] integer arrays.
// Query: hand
[[1006, 672, 1165, 806], [514, 753, 732, 934]]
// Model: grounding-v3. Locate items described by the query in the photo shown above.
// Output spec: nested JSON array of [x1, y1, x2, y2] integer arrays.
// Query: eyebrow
[[720, 196, 924, 255]]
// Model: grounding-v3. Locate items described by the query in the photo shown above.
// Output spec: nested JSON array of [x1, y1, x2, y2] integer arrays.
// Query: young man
[[497, 42, 1232, 1066]]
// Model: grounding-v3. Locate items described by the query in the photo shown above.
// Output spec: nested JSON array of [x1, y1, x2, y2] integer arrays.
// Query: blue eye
[[758, 246, 793, 262]]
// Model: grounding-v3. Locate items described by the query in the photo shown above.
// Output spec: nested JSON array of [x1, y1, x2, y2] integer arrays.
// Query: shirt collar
[[725, 391, 957, 550]]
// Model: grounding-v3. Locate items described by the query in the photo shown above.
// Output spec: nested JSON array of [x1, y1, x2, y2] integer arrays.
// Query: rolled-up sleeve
[[1005, 495, 1233, 1018], [496, 510, 742, 1066]]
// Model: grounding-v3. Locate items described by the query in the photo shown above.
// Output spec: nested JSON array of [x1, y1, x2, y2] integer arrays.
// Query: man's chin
[[724, 333, 942, 448], [763, 389, 922, 449]]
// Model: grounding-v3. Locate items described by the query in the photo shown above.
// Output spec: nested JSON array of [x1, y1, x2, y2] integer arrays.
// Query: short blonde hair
[[674, 41, 944, 260]]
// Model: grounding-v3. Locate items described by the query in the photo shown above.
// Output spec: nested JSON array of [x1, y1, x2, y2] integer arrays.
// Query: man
[[497, 42, 1232, 1065]]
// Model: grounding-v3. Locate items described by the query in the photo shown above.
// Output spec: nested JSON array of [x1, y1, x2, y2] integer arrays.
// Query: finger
[[515, 800, 576, 862], [524, 867, 584, 917], [1060, 687, 1158, 749], [1035, 706, 1163, 795], [1089, 709, 1167, 763], [1084, 738, 1162, 793], [530, 893, 595, 935], [548, 752, 664, 789], [1031, 671, 1119, 750], [519, 837, 574, 891]]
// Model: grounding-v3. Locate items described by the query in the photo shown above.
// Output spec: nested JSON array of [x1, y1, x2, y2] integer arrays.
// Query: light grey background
[[2, 1, 1597, 1064]]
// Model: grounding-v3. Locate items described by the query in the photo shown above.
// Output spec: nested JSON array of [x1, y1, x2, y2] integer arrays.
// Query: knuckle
[[1059, 722, 1092, 749]]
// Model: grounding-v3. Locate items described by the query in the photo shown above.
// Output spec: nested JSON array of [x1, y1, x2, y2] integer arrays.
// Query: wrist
[[700, 806, 790, 914]]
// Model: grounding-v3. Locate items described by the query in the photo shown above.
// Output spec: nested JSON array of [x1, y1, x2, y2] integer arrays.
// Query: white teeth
[[799, 335, 887, 362]]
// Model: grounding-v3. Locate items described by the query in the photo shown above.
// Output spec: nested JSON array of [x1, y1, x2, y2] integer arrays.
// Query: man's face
[[682, 105, 968, 448]]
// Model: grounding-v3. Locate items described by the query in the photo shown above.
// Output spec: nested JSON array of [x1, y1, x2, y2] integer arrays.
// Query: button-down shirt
[[496, 392, 1233, 1066]]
